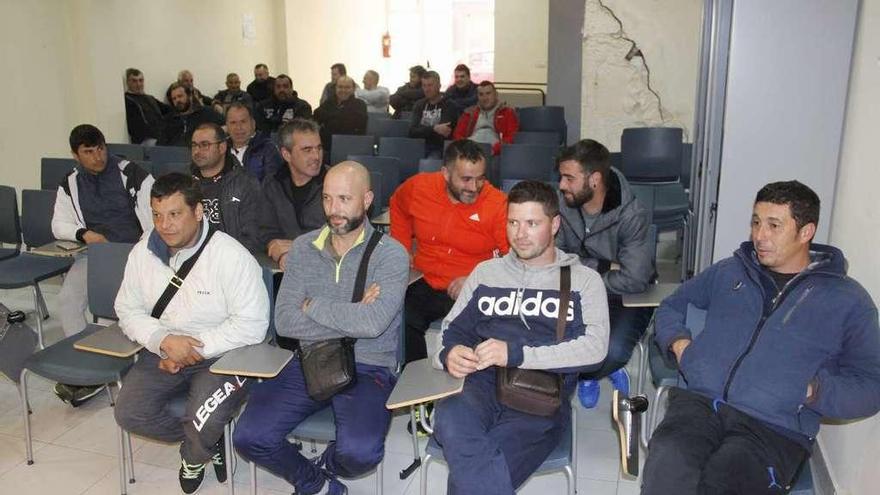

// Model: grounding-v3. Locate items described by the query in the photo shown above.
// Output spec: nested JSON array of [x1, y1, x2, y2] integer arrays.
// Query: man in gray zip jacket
[[556, 139, 655, 407], [235, 161, 409, 495]]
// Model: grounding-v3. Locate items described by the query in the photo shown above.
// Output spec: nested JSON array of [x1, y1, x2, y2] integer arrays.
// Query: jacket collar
[[147, 220, 208, 266], [734, 241, 847, 280]]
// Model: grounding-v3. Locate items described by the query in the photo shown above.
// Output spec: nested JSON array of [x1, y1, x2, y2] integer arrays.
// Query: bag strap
[[555, 265, 571, 342], [150, 227, 218, 319], [351, 229, 384, 303]]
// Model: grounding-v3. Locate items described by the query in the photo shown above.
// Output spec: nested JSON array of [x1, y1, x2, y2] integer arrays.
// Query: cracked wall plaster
[[581, 0, 701, 149]]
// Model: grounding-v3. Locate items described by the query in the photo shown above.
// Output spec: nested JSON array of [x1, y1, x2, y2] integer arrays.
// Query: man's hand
[[446, 345, 479, 378], [446, 276, 467, 300], [268, 239, 293, 262], [302, 297, 312, 312], [160, 335, 204, 366], [474, 338, 508, 370], [82, 231, 108, 244], [158, 358, 182, 374], [433, 122, 452, 137], [671, 339, 692, 364], [361, 283, 380, 304]]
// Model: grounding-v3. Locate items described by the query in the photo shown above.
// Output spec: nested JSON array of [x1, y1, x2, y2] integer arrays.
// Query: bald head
[[323, 161, 374, 235]]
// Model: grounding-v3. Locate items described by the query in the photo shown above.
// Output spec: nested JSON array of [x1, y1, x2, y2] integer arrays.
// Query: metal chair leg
[[249, 461, 257, 495], [419, 453, 433, 495], [376, 458, 384, 495], [35, 283, 49, 319], [117, 424, 128, 495], [225, 421, 235, 495], [125, 430, 135, 483], [31, 285, 44, 349], [19, 368, 33, 464]]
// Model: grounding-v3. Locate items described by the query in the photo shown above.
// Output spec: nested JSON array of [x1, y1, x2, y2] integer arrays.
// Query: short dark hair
[[69, 124, 105, 152], [443, 139, 487, 168], [557, 139, 611, 185], [275, 74, 293, 86], [125, 68, 142, 79], [331, 63, 347, 75], [508, 180, 560, 218], [478, 80, 496, 90], [454, 64, 471, 76], [409, 65, 427, 78], [225, 101, 253, 119], [279, 118, 321, 150], [151, 173, 203, 209], [193, 122, 226, 143], [754, 181, 820, 230], [254, 63, 268, 71]]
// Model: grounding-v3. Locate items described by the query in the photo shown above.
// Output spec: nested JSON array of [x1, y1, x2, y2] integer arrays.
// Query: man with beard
[[225, 102, 284, 181], [409, 70, 460, 157], [444, 63, 478, 110], [123, 67, 170, 145], [259, 119, 327, 271], [390, 139, 509, 364], [431, 180, 609, 494], [389, 64, 426, 118], [555, 139, 655, 408], [255, 74, 313, 134], [314, 75, 368, 160], [234, 161, 409, 495], [452, 81, 519, 155], [158, 82, 223, 147], [212, 72, 253, 115], [177, 69, 213, 107], [247, 63, 276, 103], [189, 123, 262, 252]]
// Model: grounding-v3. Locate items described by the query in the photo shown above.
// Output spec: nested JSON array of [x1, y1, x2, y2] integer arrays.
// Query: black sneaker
[[212, 435, 234, 483], [53, 383, 74, 404], [70, 384, 106, 407], [179, 459, 207, 494]]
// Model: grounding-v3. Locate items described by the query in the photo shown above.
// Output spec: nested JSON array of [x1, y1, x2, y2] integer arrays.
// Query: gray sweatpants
[[114, 351, 250, 463], [58, 254, 89, 337]]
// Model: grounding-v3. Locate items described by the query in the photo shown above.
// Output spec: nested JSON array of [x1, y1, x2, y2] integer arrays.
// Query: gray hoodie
[[274, 221, 409, 369], [556, 168, 655, 295]]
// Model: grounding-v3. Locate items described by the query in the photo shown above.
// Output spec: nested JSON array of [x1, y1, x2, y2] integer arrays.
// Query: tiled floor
[[0, 270, 666, 495]]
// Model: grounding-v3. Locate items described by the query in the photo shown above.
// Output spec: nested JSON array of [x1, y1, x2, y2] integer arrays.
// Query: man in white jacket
[[113, 173, 269, 494]]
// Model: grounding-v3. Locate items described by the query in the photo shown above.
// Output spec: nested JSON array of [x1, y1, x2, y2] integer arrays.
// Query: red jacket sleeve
[[390, 179, 414, 252], [452, 108, 475, 141]]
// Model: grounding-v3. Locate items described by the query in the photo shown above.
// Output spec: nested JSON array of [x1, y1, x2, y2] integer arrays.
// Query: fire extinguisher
[[382, 32, 391, 58]]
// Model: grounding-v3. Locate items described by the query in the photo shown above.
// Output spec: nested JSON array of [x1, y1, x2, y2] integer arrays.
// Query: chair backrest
[[610, 151, 622, 170], [107, 143, 146, 161], [87, 242, 135, 320], [378, 137, 425, 181], [516, 106, 567, 144], [40, 158, 76, 190], [367, 117, 410, 140], [0, 185, 22, 246], [369, 171, 385, 216], [135, 160, 153, 175], [418, 158, 443, 174], [152, 161, 190, 177], [145, 145, 191, 164], [514, 131, 560, 147], [681, 142, 694, 188], [348, 155, 401, 209], [399, 111, 414, 121], [21, 189, 57, 248], [330, 134, 376, 166], [620, 127, 683, 182], [629, 183, 656, 225], [499, 143, 558, 181]]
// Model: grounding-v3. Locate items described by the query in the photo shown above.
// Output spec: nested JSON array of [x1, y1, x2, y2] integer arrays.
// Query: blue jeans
[[233, 359, 395, 493], [434, 370, 567, 495], [582, 297, 653, 380]]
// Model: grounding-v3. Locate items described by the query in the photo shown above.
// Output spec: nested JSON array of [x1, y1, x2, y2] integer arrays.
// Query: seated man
[[177, 69, 212, 107], [389, 64, 426, 118], [409, 70, 460, 157], [452, 81, 519, 155], [52, 124, 154, 404], [433, 180, 610, 494], [259, 119, 328, 270], [642, 181, 880, 494], [255, 74, 313, 134], [319, 62, 350, 106], [234, 161, 409, 495], [356, 69, 390, 114], [189, 123, 262, 252], [555, 139, 655, 407], [114, 173, 269, 494], [390, 139, 509, 364], [124, 67, 170, 145], [159, 82, 224, 147], [212, 72, 253, 115], [225, 102, 284, 181], [314, 75, 368, 160], [247, 63, 275, 104], [444, 63, 478, 110]]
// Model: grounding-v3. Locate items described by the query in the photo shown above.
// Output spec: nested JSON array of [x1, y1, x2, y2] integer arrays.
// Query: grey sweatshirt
[[275, 221, 409, 369]]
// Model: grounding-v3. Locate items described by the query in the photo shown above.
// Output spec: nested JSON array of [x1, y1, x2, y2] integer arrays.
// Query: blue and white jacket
[[655, 242, 880, 443]]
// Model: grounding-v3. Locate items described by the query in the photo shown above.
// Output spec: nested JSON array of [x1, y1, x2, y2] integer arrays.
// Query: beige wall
[[820, 1, 880, 493], [495, 0, 548, 83], [0, 0, 286, 194]]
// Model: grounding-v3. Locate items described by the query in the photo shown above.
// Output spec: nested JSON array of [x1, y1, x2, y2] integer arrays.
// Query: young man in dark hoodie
[[314, 75, 368, 161], [158, 82, 224, 147], [444, 63, 478, 110], [556, 139, 655, 408], [124, 68, 169, 145], [642, 181, 880, 494], [255, 74, 313, 134], [389, 64, 427, 118], [247, 63, 275, 104], [225, 102, 284, 181], [409, 70, 460, 157]]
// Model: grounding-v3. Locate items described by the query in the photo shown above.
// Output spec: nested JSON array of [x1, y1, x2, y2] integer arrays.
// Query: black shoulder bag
[[496, 265, 571, 417], [151, 228, 217, 319], [299, 230, 383, 402]]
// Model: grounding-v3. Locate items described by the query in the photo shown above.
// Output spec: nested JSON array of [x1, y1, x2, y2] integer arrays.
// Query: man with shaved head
[[235, 161, 409, 494]]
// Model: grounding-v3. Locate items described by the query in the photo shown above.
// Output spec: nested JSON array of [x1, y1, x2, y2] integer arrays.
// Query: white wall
[[495, 0, 548, 83], [581, 0, 701, 148], [0, 0, 286, 194], [819, 1, 880, 493]]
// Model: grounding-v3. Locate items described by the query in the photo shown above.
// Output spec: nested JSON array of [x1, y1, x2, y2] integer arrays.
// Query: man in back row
[[255, 74, 313, 134], [225, 102, 284, 181], [452, 81, 519, 155], [409, 70, 459, 157]]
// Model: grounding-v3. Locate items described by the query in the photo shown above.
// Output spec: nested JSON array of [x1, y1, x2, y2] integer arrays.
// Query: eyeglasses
[[190, 141, 222, 151]]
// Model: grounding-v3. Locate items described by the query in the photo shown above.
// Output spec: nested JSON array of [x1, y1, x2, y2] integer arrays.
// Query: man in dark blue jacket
[[642, 181, 880, 495], [226, 102, 284, 181]]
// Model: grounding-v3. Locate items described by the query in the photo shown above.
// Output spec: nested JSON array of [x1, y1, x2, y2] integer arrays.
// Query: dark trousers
[[404, 278, 455, 363], [582, 298, 653, 380], [114, 351, 250, 463], [434, 370, 566, 495], [233, 359, 395, 494], [642, 388, 810, 495]]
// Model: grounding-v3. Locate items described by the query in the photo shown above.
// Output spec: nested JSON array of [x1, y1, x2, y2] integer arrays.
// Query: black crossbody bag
[[299, 230, 383, 402], [151, 228, 217, 319], [496, 265, 571, 417]]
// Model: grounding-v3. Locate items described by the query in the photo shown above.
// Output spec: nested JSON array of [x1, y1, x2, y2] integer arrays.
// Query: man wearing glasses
[[189, 123, 263, 253]]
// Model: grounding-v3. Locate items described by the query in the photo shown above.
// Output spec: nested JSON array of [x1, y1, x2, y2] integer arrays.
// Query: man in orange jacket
[[452, 81, 519, 155], [390, 139, 509, 364]]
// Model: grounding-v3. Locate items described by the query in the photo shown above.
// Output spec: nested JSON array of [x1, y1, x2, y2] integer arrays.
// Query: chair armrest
[[210, 343, 293, 378], [74, 323, 143, 358], [385, 358, 463, 410]]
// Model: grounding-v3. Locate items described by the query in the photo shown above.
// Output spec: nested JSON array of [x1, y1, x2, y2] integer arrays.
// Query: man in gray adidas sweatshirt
[[432, 181, 610, 495], [234, 161, 409, 495]]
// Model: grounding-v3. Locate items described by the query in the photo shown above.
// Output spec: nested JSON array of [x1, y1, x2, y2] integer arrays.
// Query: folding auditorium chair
[[348, 155, 402, 206], [40, 158, 77, 190], [330, 134, 376, 166], [516, 106, 567, 145], [367, 117, 410, 140], [0, 184, 21, 261], [151, 161, 190, 177], [498, 143, 558, 182], [378, 137, 425, 181], [513, 131, 561, 147], [107, 143, 146, 161], [145, 145, 191, 164], [418, 158, 443, 174]]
